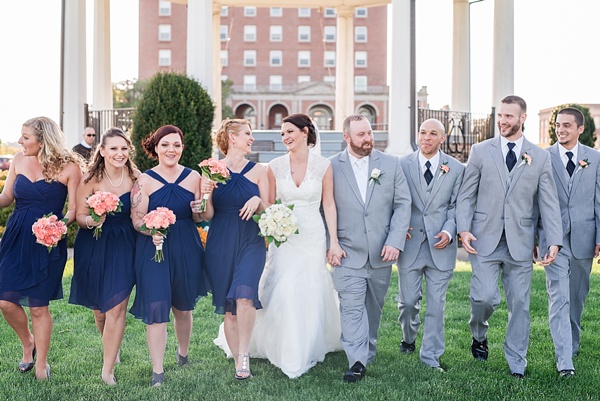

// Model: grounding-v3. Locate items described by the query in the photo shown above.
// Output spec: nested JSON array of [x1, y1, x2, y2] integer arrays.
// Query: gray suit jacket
[[456, 136, 562, 261], [398, 150, 465, 271], [330, 149, 411, 269], [538, 143, 600, 259]]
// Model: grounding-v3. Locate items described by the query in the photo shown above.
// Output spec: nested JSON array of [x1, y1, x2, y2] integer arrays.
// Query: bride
[[215, 113, 344, 378]]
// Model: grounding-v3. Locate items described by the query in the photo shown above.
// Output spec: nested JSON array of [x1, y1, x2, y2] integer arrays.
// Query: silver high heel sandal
[[235, 354, 252, 380]]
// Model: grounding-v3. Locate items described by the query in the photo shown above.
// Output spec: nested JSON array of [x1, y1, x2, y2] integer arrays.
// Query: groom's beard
[[349, 140, 374, 157]]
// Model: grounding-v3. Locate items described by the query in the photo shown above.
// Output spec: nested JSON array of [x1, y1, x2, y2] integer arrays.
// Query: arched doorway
[[268, 104, 289, 129], [235, 104, 256, 129], [357, 104, 377, 126], [308, 105, 333, 130]]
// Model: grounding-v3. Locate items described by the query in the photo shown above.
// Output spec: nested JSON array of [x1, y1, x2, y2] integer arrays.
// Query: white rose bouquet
[[253, 199, 299, 247]]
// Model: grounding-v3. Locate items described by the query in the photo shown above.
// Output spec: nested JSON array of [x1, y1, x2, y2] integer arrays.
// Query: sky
[[1, 0, 599, 144]]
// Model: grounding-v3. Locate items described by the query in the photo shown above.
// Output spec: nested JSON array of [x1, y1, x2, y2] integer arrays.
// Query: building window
[[221, 74, 228, 81], [324, 51, 336, 67], [324, 76, 335, 83], [220, 50, 228, 67], [270, 26, 282, 42], [298, 26, 311, 42], [324, 8, 336, 17], [243, 75, 256, 91], [324, 26, 336, 42], [355, 76, 368, 91], [158, 1, 171, 16], [158, 24, 171, 42], [355, 51, 367, 68], [298, 51, 311, 67], [244, 25, 256, 42], [355, 26, 367, 43], [158, 49, 171, 66], [220, 25, 228, 42], [270, 75, 282, 91], [298, 8, 311, 17], [244, 7, 256, 17], [270, 50, 282, 67], [355, 8, 367, 18], [270, 7, 282, 17], [220, 6, 228, 16], [298, 75, 311, 84], [243, 50, 256, 67]]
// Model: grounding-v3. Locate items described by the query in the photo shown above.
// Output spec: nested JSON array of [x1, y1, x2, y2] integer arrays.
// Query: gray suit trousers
[[333, 262, 392, 368], [469, 236, 532, 374], [543, 237, 574, 371], [397, 243, 453, 367], [569, 251, 593, 356]]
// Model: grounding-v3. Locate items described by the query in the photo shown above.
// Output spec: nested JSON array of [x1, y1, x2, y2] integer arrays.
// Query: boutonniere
[[576, 159, 590, 173], [369, 168, 382, 187], [438, 162, 450, 179], [517, 153, 532, 169]]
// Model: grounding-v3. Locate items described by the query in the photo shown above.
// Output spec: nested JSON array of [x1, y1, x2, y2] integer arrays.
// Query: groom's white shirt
[[347, 150, 369, 203]]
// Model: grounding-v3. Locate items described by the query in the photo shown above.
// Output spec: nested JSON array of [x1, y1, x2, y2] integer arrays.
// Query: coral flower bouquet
[[32, 213, 68, 253], [140, 207, 177, 263], [253, 199, 299, 247], [86, 191, 123, 239], [198, 158, 231, 212]]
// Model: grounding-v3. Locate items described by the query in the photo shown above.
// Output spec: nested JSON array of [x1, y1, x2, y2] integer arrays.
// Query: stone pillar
[[451, 0, 470, 112], [93, 0, 112, 113], [492, 0, 514, 111], [334, 6, 355, 130], [62, 0, 87, 146], [386, 0, 414, 155], [187, 0, 213, 96], [212, 3, 222, 128]]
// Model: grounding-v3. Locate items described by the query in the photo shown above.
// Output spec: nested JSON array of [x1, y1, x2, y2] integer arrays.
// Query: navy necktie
[[566, 151, 576, 177], [506, 143, 517, 172], [424, 161, 433, 185]]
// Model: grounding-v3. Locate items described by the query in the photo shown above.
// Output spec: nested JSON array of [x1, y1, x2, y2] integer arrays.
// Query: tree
[[549, 103, 597, 148], [131, 72, 215, 172], [113, 79, 147, 108], [221, 79, 235, 120]]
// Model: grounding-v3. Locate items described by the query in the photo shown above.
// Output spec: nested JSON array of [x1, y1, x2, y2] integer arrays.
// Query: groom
[[329, 114, 411, 382]]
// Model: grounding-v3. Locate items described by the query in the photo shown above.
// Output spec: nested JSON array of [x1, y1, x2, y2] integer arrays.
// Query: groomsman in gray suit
[[537, 107, 600, 377], [329, 114, 411, 382], [397, 119, 464, 372], [456, 95, 563, 378]]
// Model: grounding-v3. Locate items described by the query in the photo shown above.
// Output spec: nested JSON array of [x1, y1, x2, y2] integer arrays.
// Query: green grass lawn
[[1, 260, 600, 400]]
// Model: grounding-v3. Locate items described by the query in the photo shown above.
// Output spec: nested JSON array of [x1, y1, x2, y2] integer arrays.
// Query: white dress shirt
[[500, 135, 524, 162], [418, 151, 440, 180], [558, 142, 579, 169], [348, 150, 369, 203]]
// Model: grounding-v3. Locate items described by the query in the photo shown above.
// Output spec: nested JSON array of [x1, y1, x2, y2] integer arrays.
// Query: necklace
[[104, 167, 124, 188]]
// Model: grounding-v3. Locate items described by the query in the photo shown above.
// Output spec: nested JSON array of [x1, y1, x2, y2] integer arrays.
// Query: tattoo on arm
[[131, 181, 142, 208]]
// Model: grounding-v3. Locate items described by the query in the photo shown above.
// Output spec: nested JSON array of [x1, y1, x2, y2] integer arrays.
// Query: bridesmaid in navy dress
[[69, 128, 140, 385], [0, 117, 81, 380], [129, 125, 206, 387], [201, 119, 269, 380]]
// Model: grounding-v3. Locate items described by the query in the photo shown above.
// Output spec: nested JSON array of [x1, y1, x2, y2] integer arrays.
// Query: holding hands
[[327, 242, 346, 266]]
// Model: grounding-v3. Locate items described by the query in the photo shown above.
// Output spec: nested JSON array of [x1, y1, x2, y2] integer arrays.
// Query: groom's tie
[[566, 151, 576, 177], [506, 142, 517, 172], [424, 161, 433, 185]]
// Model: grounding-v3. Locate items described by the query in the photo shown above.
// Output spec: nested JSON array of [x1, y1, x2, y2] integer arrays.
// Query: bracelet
[[85, 216, 94, 230]]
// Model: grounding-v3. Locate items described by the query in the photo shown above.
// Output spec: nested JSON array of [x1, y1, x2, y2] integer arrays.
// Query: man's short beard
[[349, 141, 373, 157]]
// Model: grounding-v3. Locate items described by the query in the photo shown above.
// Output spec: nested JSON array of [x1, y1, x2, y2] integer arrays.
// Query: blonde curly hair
[[22, 117, 79, 182], [214, 118, 252, 155]]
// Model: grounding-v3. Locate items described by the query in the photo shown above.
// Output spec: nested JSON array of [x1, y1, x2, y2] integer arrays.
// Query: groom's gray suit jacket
[[330, 149, 411, 268]]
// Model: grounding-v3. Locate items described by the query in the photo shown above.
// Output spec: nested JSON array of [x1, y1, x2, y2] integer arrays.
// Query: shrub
[[548, 103, 597, 148], [131, 72, 215, 172]]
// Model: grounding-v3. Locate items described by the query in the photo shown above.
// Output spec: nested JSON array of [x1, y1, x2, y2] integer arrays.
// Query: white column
[[187, 0, 213, 96], [212, 3, 222, 127], [62, 0, 87, 146], [386, 0, 413, 155], [93, 0, 112, 112], [451, 0, 470, 112], [334, 7, 355, 130], [492, 0, 514, 111]]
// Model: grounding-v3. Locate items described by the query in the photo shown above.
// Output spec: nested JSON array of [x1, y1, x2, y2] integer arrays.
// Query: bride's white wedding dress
[[214, 152, 342, 378]]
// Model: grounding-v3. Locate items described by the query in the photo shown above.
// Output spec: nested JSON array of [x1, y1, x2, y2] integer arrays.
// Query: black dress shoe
[[400, 341, 416, 353], [343, 362, 366, 383], [471, 337, 488, 361], [559, 369, 575, 378], [511, 372, 524, 379]]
